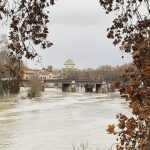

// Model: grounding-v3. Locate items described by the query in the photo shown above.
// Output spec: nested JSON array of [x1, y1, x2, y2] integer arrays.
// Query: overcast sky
[[1, 0, 132, 69]]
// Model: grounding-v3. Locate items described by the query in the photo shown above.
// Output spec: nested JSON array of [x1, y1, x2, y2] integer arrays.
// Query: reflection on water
[[0, 88, 131, 150]]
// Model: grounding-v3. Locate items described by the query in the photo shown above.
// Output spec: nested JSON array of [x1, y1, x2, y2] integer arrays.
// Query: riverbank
[[0, 87, 29, 105], [0, 95, 18, 105]]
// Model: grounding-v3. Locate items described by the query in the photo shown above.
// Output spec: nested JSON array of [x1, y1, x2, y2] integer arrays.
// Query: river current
[[0, 88, 131, 150]]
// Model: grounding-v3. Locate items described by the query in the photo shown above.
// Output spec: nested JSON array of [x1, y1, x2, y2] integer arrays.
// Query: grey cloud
[[50, 12, 115, 26], [27, 24, 132, 69], [0, 0, 132, 69]]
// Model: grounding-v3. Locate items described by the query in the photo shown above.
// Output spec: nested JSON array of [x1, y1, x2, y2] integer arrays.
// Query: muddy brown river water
[[0, 88, 131, 150]]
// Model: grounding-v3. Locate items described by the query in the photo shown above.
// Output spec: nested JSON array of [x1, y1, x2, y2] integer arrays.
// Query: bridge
[[1, 78, 109, 93], [44, 79, 102, 84], [23, 79, 108, 93], [43, 79, 108, 93]]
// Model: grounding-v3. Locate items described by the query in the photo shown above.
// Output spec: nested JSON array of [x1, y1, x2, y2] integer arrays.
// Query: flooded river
[[0, 88, 131, 150]]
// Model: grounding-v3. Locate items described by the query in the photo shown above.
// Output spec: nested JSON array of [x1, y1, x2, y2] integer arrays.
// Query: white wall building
[[63, 59, 77, 71]]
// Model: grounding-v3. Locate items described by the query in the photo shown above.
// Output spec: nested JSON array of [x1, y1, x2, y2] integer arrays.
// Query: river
[[0, 88, 131, 150]]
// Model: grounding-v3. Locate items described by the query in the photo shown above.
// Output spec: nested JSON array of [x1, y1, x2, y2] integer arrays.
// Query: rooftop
[[64, 59, 75, 65]]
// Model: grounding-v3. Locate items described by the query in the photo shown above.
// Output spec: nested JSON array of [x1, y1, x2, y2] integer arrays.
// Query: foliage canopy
[[99, 0, 150, 149], [0, 0, 55, 60]]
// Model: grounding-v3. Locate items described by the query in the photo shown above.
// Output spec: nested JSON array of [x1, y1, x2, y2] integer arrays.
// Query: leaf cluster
[[100, 0, 150, 149], [0, 0, 55, 60]]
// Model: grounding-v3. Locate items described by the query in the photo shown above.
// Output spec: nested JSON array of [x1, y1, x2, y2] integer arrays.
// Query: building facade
[[63, 59, 77, 71]]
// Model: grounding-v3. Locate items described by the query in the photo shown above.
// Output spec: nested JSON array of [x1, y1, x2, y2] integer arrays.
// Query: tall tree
[[99, 0, 150, 149], [0, 34, 24, 94]]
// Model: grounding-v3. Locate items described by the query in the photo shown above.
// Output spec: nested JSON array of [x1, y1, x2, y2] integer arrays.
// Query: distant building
[[63, 59, 77, 71], [39, 69, 62, 88], [39, 68, 62, 80], [47, 65, 53, 72], [52, 69, 63, 79], [23, 69, 40, 80], [39, 71, 49, 80]]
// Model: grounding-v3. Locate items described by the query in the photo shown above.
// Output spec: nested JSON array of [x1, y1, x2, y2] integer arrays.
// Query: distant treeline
[[63, 63, 131, 83]]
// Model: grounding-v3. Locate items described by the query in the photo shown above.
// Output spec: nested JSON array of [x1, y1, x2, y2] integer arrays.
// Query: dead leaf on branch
[[144, 66, 150, 76], [112, 81, 120, 89], [125, 85, 133, 95], [106, 124, 115, 134]]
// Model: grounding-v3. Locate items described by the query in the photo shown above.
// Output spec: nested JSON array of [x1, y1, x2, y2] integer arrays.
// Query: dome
[[64, 59, 75, 65]]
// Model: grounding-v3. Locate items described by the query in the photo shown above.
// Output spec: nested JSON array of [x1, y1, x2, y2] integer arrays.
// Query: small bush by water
[[28, 74, 43, 98]]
